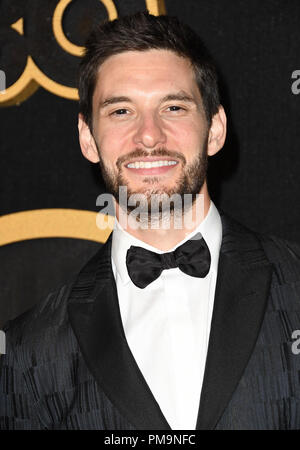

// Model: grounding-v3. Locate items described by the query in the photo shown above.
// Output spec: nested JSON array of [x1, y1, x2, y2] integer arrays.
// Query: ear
[[207, 105, 227, 156], [78, 114, 100, 163]]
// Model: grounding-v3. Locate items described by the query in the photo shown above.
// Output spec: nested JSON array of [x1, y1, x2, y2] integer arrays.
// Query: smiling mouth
[[124, 158, 179, 176], [126, 160, 178, 169]]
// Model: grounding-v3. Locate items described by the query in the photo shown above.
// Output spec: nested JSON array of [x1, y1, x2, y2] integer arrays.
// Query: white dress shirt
[[111, 201, 222, 430]]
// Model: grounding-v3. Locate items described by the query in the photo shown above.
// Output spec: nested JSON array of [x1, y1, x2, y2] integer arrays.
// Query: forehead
[[93, 49, 200, 103]]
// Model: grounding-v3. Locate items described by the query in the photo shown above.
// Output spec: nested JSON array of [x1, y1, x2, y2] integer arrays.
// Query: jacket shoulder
[[1, 281, 76, 371], [2, 240, 109, 353], [220, 211, 300, 283], [258, 233, 300, 284], [259, 233, 300, 261], [0, 282, 77, 429]]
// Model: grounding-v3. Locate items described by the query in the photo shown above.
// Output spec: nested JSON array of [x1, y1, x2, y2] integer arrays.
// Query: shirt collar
[[111, 200, 222, 286]]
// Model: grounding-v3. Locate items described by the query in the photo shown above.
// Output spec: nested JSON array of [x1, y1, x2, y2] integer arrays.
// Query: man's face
[[82, 49, 218, 207]]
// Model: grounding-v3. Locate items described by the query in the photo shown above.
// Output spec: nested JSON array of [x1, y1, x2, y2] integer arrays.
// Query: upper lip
[[125, 157, 179, 166]]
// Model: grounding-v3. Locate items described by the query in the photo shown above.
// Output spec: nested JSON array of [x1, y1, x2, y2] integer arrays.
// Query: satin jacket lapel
[[196, 213, 273, 429], [68, 234, 170, 430]]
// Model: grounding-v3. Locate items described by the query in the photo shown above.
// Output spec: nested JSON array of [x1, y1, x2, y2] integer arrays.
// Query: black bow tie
[[126, 232, 211, 289]]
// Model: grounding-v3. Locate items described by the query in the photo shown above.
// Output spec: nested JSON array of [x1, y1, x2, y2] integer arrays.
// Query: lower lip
[[125, 163, 178, 176]]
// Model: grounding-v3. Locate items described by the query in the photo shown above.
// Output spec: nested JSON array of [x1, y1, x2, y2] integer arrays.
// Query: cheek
[[170, 121, 205, 151], [96, 128, 125, 164]]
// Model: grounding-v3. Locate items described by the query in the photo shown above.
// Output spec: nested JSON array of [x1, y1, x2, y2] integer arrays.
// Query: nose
[[133, 112, 167, 148]]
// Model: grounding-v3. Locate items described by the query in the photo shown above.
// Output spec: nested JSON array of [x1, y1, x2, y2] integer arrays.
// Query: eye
[[167, 105, 182, 111], [165, 105, 186, 113], [111, 108, 129, 115]]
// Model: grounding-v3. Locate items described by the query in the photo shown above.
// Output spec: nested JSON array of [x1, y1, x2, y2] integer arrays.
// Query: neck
[[115, 182, 211, 251]]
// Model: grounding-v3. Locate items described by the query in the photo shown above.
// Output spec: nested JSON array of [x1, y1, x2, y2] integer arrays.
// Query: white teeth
[[127, 160, 177, 169]]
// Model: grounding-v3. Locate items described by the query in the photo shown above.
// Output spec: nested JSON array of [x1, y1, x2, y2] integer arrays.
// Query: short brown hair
[[78, 11, 220, 131]]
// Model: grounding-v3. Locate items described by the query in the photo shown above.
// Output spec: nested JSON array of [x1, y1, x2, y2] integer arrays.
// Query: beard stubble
[[96, 141, 208, 215]]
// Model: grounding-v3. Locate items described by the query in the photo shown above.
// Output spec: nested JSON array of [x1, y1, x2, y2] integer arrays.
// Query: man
[[1, 12, 300, 430]]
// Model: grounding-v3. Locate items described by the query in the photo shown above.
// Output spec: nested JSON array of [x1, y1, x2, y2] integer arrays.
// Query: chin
[[130, 182, 177, 196]]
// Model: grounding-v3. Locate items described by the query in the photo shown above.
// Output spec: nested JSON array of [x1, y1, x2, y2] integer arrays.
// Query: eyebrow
[[100, 96, 132, 108], [160, 92, 197, 105], [99, 91, 197, 109]]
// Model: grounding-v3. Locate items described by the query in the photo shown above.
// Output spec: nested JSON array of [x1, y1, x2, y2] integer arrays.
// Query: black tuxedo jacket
[[1, 212, 300, 430]]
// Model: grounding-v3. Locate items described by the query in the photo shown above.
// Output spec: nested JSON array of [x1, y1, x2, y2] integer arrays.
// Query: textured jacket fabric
[[1, 212, 300, 430]]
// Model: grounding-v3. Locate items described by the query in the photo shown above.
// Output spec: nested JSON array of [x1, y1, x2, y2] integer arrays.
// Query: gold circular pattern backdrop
[[0, 0, 166, 245], [0, 209, 114, 246], [0, 0, 166, 106]]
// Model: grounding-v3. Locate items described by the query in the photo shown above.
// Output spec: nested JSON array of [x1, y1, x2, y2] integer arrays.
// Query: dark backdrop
[[1, 0, 300, 327]]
